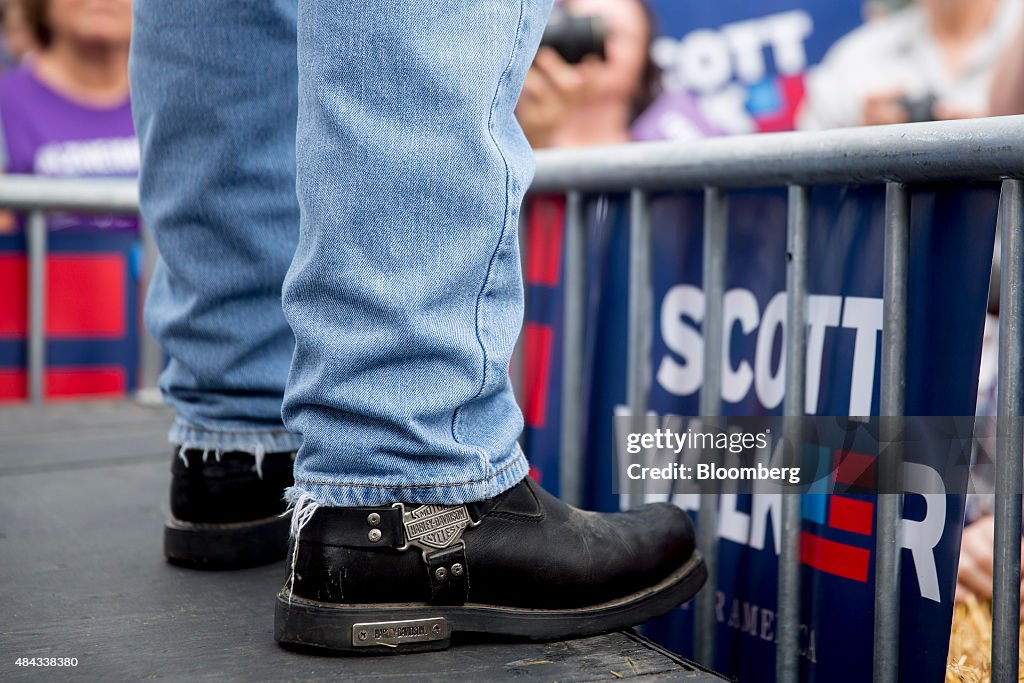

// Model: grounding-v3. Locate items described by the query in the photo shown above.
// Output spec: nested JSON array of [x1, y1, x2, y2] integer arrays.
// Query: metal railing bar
[[559, 191, 586, 508], [2, 119, 1023, 209], [777, 185, 809, 683], [874, 182, 910, 683], [992, 178, 1024, 683], [0, 175, 138, 213], [699, 187, 728, 419], [627, 189, 652, 507], [511, 212, 528, 405], [138, 222, 163, 397], [695, 187, 727, 667], [532, 116, 1024, 193], [27, 211, 46, 405]]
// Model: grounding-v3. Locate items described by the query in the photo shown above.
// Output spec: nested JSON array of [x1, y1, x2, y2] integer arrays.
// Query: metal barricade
[[531, 115, 1024, 683], [2, 115, 1023, 681]]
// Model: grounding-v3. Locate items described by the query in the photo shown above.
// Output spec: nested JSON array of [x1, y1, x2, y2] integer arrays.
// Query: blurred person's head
[[916, 0, 1000, 24], [564, 0, 659, 119], [518, 0, 659, 148], [2, 0, 36, 64], [18, 0, 131, 105], [23, 0, 131, 53]]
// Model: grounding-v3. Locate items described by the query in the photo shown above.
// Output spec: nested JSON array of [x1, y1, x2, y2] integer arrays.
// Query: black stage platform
[[0, 400, 728, 682]]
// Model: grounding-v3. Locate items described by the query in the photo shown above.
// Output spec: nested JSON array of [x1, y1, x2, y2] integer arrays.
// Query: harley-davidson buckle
[[393, 503, 476, 554]]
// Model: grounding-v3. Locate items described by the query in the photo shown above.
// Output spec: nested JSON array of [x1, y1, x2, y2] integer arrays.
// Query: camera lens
[[540, 14, 607, 64]]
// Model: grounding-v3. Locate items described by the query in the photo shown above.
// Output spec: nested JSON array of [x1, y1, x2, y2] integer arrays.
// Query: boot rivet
[[367, 512, 381, 526], [358, 630, 368, 641], [435, 567, 447, 581], [432, 624, 442, 634], [368, 529, 382, 542], [451, 563, 463, 577]]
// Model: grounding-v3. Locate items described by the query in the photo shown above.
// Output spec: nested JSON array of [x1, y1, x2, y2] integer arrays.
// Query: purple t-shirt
[[0, 66, 138, 232]]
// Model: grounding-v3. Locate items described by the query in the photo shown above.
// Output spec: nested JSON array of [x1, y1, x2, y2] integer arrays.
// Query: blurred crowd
[[515, 0, 1024, 147], [2, 0, 1022, 609], [4, 0, 1024, 188]]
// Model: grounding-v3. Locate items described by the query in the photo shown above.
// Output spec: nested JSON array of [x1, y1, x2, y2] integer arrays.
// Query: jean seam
[[294, 451, 525, 490], [449, 0, 527, 486]]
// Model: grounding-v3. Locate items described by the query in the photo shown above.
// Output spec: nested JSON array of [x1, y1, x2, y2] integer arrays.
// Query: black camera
[[540, 11, 607, 64]]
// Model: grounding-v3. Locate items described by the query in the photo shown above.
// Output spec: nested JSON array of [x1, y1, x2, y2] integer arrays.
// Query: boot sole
[[164, 514, 289, 569], [274, 551, 706, 654]]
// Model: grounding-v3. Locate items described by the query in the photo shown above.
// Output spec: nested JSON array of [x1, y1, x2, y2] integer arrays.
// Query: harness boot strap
[[425, 543, 469, 605]]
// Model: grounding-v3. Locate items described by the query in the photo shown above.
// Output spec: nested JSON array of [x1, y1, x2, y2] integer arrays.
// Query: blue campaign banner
[[634, 1, 864, 137], [521, 185, 998, 681]]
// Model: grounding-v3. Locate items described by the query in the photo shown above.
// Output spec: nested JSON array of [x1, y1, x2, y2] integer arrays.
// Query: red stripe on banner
[[0, 255, 28, 337], [47, 254, 126, 337], [526, 195, 565, 287], [522, 323, 553, 428], [0, 369, 26, 400], [833, 450, 876, 487], [46, 367, 126, 399], [828, 496, 874, 536], [800, 531, 870, 582]]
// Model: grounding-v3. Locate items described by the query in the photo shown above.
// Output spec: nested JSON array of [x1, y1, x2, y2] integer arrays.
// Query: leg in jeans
[[130, 0, 301, 566], [133, 0, 704, 650], [275, 0, 705, 652], [282, 0, 544, 506]]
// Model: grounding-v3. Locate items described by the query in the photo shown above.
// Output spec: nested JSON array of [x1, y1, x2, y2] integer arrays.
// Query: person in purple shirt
[[0, 0, 136, 233]]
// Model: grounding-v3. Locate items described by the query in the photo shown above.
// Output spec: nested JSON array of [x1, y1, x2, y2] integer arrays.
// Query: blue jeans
[[130, 0, 549, 505]]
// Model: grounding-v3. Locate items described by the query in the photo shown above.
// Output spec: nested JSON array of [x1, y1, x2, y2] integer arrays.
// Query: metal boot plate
[[351, 617, 448, 647]]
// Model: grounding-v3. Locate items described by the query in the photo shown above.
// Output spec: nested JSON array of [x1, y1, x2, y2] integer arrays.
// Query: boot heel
[[164, 514, 290, 569]]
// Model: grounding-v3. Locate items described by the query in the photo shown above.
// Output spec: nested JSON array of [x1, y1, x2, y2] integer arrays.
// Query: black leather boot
[[274, 476, 705, 653], [164, 448, 295, 569]]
